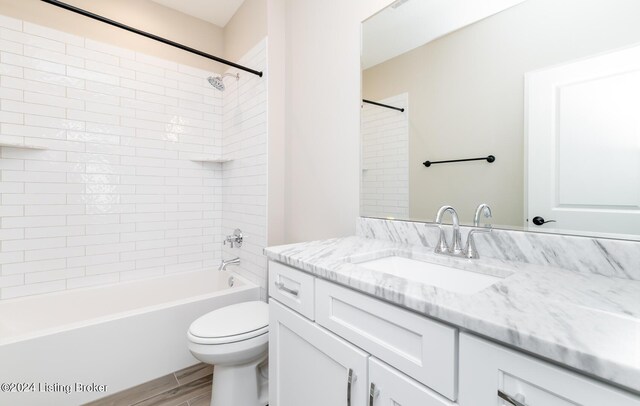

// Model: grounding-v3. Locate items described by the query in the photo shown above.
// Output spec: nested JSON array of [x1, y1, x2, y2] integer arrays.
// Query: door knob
[[532, 216, 556, 226]]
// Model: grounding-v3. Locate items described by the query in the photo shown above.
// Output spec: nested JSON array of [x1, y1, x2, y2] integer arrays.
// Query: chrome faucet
[[465, 204, 493, 259], [434, 206, 463, 256], [433, 204, 493, 259], [224, 229, 243, 248], [218, 257, 240, 271]]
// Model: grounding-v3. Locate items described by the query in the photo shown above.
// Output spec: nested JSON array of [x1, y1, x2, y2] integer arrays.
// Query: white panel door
[[526, 44, 640, 234], [269, 300, 368, 406]]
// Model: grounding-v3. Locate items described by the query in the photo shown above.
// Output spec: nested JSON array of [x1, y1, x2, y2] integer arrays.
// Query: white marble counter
[[264, 236, 640, 394]]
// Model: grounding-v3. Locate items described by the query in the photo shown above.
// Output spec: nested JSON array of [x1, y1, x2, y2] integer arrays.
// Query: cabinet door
[[459, 333, 640, 406], [368, 358, 454, 406], [269, 299, 368, 406]]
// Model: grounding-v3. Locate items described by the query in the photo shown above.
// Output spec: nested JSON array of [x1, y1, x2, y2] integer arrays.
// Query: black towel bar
[[423, 155, 495, 167]]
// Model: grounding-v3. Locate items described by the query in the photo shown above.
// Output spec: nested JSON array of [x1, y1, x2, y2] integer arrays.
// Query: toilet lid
[[189, 301, 269, 340]]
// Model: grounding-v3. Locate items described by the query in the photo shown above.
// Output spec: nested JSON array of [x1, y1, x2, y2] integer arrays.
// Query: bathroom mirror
[[360, 0, 640, 240]]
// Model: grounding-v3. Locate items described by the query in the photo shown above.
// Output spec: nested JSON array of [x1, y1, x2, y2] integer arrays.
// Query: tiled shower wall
[[221, 39, 268, 298], [0, 15, 269, 299], [361, 93, 409, 218]]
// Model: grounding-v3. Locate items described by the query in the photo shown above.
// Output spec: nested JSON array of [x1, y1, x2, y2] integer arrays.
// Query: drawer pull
[[498, 390, 527, 406], [347, 368, 354, 406], [274, 281, 299, 296]]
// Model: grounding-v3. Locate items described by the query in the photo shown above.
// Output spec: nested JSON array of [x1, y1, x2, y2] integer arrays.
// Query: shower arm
[[39, 0, 263, 78]]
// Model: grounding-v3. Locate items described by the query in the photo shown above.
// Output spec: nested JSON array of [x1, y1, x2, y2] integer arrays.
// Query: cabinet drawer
[[315, 279, 458, 400], [369, 358, 454, 406], [269, 261, 315, 320], [459, 333, 640, 406]]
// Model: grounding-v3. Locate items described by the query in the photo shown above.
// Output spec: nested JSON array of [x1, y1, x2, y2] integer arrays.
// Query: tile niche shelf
[[0, 141, 47, 150], [190, 157, 233, 163]]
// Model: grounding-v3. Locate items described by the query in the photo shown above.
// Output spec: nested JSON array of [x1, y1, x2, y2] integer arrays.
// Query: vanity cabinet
[[459, 333, 640, 406], [268, 260, 640, 406]]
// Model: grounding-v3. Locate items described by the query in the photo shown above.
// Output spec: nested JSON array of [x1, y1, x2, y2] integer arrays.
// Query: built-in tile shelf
[[0, 141, 47, 150], [190, 157, 233, 163]]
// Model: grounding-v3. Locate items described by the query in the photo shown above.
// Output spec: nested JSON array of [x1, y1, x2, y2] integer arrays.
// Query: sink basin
[[356, 256, 504, 294]]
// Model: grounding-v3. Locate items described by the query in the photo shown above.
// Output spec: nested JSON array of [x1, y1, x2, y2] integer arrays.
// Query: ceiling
[[362, 0, 527, 69], [150, 0, 245, 27]]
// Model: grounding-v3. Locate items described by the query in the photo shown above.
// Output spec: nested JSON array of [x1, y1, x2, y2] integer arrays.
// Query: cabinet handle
[[274, 281, 299, 296], [347, 368, 354, 406], [369, 382, 379, 406], [498, 390, 527, 406]]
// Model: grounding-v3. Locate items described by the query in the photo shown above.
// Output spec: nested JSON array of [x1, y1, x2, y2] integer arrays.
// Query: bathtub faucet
[[219, 257, 240, 271]]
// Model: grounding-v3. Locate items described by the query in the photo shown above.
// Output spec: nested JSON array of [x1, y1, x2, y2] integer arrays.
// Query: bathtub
[[0, 270, 260, 406]]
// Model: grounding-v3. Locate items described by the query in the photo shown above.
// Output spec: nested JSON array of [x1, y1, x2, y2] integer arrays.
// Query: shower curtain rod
[[40, 0, 263, 77], [362, 99, 405, 112]]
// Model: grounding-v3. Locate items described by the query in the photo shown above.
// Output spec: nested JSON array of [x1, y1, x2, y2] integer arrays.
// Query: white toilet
[[187, 301, 269, 406]]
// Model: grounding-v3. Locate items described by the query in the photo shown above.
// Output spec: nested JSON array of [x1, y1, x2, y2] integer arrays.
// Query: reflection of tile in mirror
[[361, 93, 409, 219]]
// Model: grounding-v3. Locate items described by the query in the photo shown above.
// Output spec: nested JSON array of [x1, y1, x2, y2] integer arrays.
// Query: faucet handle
[[473, 204, 492, 227], [464, 226, 492, 259], [433, 225, 450, 254], [224, 229, 243, 248]]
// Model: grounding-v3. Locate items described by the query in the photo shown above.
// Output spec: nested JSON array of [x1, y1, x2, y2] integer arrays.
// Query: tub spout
[[219, 257, 240, 271]]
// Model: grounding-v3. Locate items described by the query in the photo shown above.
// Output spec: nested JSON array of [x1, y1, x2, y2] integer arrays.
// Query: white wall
[[360, 93, 409, 218], [266, 0, 287, 247], [224, 0, 268, 62], [282, 0, 394, 242]]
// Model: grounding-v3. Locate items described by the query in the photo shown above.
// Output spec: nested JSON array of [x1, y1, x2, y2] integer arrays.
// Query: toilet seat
[[188, 301, 268, 345]]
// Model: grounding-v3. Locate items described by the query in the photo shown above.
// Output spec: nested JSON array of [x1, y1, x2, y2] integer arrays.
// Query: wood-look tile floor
[[83, 363, 213, 406]]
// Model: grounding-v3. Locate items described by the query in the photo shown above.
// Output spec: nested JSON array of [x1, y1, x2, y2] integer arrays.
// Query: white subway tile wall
[[221, 39, 268, 298], [360, 93, 409, 218], [0, 15, 268, 299]]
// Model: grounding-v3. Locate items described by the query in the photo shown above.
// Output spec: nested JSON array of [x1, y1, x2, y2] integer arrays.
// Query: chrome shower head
[[207, 73, 239, 91], [207, 76, 225, 91]]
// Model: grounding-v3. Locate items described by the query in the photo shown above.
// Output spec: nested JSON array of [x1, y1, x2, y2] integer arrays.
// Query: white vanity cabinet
[[459, 333, 640, 406], [268, 260, 640, 406]]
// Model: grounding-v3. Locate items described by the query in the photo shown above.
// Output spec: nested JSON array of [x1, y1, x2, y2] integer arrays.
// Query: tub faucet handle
[[224, 229, 243, 248]]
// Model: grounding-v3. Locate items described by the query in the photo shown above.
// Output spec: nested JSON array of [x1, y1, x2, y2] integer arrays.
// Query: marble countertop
[[264, 236, 640, 394]]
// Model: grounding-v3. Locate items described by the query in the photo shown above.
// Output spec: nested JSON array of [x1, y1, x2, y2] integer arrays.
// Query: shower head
[[207, 73, 239, 91]]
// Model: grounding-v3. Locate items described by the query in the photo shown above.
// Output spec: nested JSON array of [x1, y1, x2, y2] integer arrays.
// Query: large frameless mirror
[[360, 0, 640, 240]]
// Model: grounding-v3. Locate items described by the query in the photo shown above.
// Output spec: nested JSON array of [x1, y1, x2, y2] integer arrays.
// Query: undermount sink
[[356, 255, 506, 294]]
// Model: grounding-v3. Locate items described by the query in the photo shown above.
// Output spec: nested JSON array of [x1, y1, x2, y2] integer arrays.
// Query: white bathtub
[[0, 270, 260, 405]]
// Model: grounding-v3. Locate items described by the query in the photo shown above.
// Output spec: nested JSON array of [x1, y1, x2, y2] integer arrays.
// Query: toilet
[[187, 301, 269, 406]]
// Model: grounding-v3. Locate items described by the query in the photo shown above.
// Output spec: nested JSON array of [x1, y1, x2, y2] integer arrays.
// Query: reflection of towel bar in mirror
[[362, 99, 405, 112], [423, 155, 495, 168]]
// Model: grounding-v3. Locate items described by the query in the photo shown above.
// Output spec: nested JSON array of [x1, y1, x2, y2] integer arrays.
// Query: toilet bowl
[[187, 301, 269, 406]]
